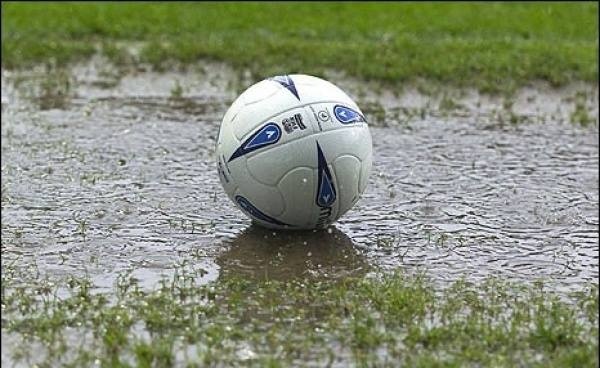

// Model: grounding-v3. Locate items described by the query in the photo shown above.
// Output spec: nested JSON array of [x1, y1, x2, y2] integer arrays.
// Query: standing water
[[1, 61, 598, 294]]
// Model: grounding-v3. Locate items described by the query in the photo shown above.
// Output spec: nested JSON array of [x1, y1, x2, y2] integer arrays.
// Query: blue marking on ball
[[269, 75, 300, 100], [316, 142, 337, 207], [235, 195, 291, 227], [228, 123, 281, 162], [333, 105, 366, 124]]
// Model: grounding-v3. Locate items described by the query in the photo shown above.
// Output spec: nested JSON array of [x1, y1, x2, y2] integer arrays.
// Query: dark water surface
[[1, 66, 598, 295]]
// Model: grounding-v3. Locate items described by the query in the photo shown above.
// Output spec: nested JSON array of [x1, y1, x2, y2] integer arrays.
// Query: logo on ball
[[334, 105, 366, 124]]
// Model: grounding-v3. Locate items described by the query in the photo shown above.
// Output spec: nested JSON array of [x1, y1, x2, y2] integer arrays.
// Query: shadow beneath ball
[[216, 225, 370, 283]]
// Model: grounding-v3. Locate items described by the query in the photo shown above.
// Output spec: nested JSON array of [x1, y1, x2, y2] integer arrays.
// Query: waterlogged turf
[[2, 265, 598, 367], [1, 59, 598, 366], [2, 2, 598, 93]]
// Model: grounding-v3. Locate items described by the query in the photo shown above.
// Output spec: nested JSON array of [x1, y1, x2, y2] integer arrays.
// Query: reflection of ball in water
[[216, 226, 369, 282], [216, 74, 372, 230]]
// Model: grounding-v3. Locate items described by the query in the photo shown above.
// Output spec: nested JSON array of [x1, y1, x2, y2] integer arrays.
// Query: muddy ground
[[1, 58, 598, 297]]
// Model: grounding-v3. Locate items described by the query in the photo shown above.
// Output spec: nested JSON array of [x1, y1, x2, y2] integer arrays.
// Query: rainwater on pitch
[[1, 60, 598, 294]]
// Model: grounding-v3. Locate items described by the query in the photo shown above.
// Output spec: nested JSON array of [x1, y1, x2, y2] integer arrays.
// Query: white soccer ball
[[216, 74, 372, 230]]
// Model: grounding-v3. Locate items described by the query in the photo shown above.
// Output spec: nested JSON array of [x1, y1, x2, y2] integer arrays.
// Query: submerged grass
[[2, 264, 598, 367], [2, 2, 598, 93]]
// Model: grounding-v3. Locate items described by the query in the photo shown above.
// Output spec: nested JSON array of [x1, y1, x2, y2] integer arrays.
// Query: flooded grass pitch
[[1, 61, 598, 366]]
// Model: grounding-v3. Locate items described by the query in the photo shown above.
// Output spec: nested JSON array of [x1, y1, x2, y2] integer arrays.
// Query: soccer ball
[[216, 74, 372, 230]]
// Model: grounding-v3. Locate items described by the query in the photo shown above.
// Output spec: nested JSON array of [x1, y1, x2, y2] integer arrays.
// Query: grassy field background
[[2, 2, 598, 92]]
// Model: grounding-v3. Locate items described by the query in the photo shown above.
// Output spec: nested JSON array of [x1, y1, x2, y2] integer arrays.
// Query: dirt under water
[[1, 60, 598, 296]]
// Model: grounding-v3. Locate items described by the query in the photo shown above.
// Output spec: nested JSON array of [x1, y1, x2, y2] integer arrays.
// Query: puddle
[[1, 61, 598, 296]]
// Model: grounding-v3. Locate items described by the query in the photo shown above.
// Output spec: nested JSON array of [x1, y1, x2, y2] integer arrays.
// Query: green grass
[[2, 2, 598, 92], [2, 263, 598, 367]]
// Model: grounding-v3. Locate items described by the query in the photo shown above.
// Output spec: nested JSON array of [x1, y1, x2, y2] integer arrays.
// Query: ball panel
[[277, 166, 317, 228], [290, 75, 358, 106], [221, 94, 246, 131], [216, 113, 241, 159], [217, 152, 238, 196], [228, 159, 286, 216], [312, 126, 372, 164], [332, 155, 361, 217], [359, 150, 372, 195], [239, 80, 280, 104], [231, 89, 296, 141], [216, 115, 241, 196], [351, 125, 372, 162], [246, 134, 317, 186]]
